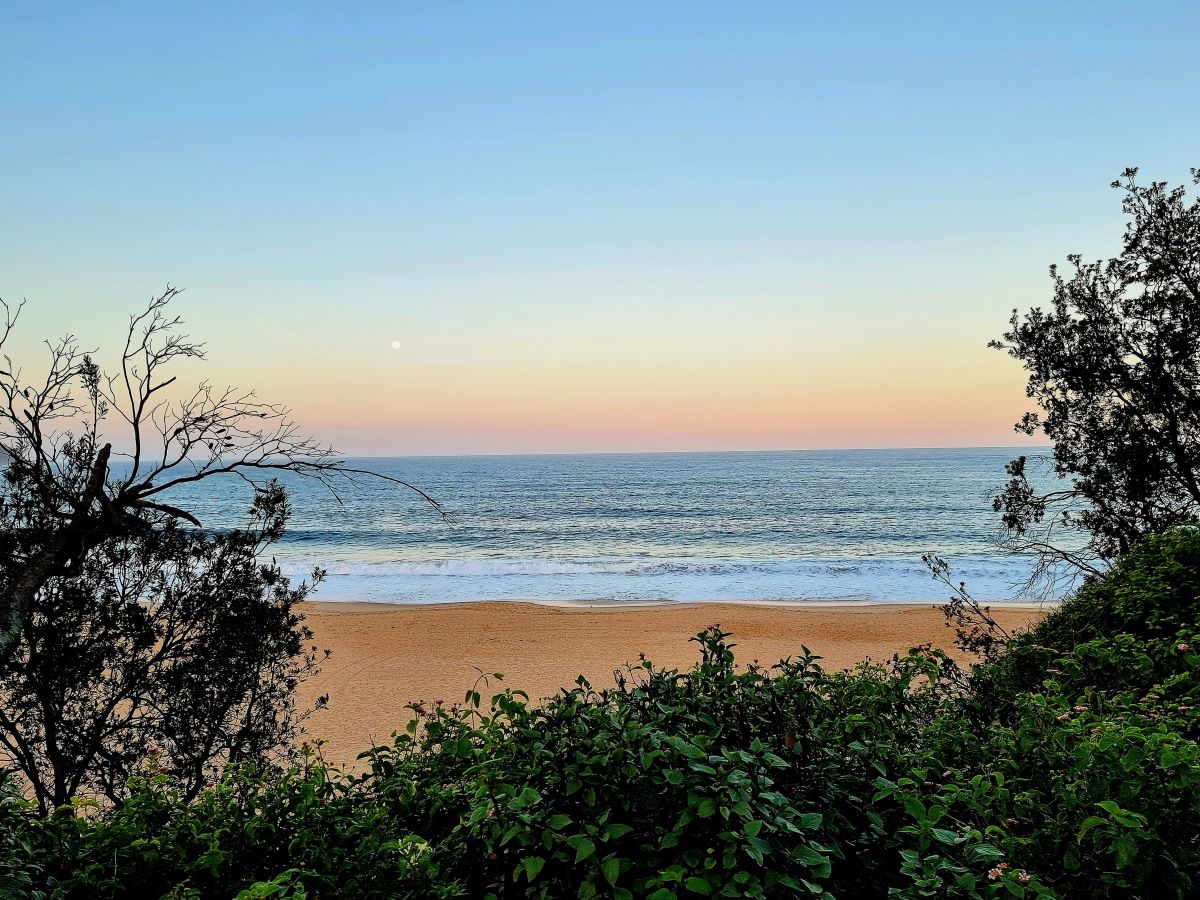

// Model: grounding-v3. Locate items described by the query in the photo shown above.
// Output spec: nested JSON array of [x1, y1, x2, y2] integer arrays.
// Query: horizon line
[[332, 444, 1052, 460]]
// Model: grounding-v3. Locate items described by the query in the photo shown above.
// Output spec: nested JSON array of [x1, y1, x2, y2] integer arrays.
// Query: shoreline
[[304, 597, 1054, 611], [295, 600, 1046, 764]]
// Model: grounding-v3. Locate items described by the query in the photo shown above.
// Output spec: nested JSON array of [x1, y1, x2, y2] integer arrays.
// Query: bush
[[972, 529, 1200, 710], [10, 633, 1038, 898], [0, 770, 44, 900]]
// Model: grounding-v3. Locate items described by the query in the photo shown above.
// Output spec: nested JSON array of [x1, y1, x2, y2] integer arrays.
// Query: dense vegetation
[[992, 167, 1200, 587], [2, 529, 1198, 899], [0, 484, 324, 815]]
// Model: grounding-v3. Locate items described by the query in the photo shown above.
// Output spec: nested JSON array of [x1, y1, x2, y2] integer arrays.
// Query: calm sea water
[[148, 447, 1060, 605]]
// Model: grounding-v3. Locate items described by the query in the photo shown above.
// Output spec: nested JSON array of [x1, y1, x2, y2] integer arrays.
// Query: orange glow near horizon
[[1, 281, 1045, 457], [234, 329, 1044, 456]]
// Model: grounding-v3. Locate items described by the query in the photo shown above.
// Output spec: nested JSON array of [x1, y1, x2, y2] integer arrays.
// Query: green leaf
[[1076, 816, 1106, 840], [696, 798, 716, 817], [794, 844, 827, 867], [684, 877, 712, 895], [744, 819, 764, 838], [523, 856, 546, 881], [797, 812, 823, 830], [932, 828, 964, 846], [1112, 810, 1145, 828], [547, 814, 572, 830], [964, 844, 1004, 865], [1119, 747, 1145, 771], [601, 855, 621, 885], [519, 786, 540, 806], [902, 797, 927, 823], [675, 739, 706, 759], [568, 835, 596, 863], [1114, 833, 1138, 869]]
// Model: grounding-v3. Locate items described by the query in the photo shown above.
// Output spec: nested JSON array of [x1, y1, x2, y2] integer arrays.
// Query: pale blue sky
[[2, 2, 1198, 453]]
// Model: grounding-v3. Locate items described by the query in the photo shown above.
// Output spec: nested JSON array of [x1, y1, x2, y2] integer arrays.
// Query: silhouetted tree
[[993, 167, 1200, 584], [0, 483, 325, 812], [0, 287, 440, 660]]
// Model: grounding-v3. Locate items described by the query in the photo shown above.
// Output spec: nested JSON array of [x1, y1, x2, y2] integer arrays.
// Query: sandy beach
[[296, 600, 1045, 764]]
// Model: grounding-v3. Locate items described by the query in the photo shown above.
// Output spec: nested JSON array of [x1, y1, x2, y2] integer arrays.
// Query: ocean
[[152, 447, 1064, 605]]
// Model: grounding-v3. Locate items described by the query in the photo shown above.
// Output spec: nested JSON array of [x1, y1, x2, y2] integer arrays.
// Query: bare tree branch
[[0, 287, 442, 661]]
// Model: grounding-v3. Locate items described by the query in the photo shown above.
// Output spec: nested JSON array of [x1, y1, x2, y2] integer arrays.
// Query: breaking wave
[[280, 553, 1039, 605]]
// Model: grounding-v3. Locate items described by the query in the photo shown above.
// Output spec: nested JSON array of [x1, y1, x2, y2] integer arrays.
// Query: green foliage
[[941, 529, 1200, 896], [0, 770, 44, 900], [974, 529, 1200, 704], [3, 532, 1200, 898], [0, 483, 326, 814], [992, 167, 1200, 570]]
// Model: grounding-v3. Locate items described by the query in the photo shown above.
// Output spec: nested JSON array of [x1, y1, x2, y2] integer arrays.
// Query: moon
[[391, 340, 401, 350]]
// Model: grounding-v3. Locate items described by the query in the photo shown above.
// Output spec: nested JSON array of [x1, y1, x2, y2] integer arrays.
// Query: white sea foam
[[282, 553, 1042, 605]]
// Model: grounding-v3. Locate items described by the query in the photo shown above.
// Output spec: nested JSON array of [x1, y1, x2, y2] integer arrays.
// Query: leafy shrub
[[977, 529, 1200, 701], [0, 770, 44, 900], [4, 633, 1029, 899]]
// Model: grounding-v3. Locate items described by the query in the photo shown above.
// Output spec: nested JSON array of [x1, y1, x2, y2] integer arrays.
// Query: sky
[[2, 2, 1199, 455]]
